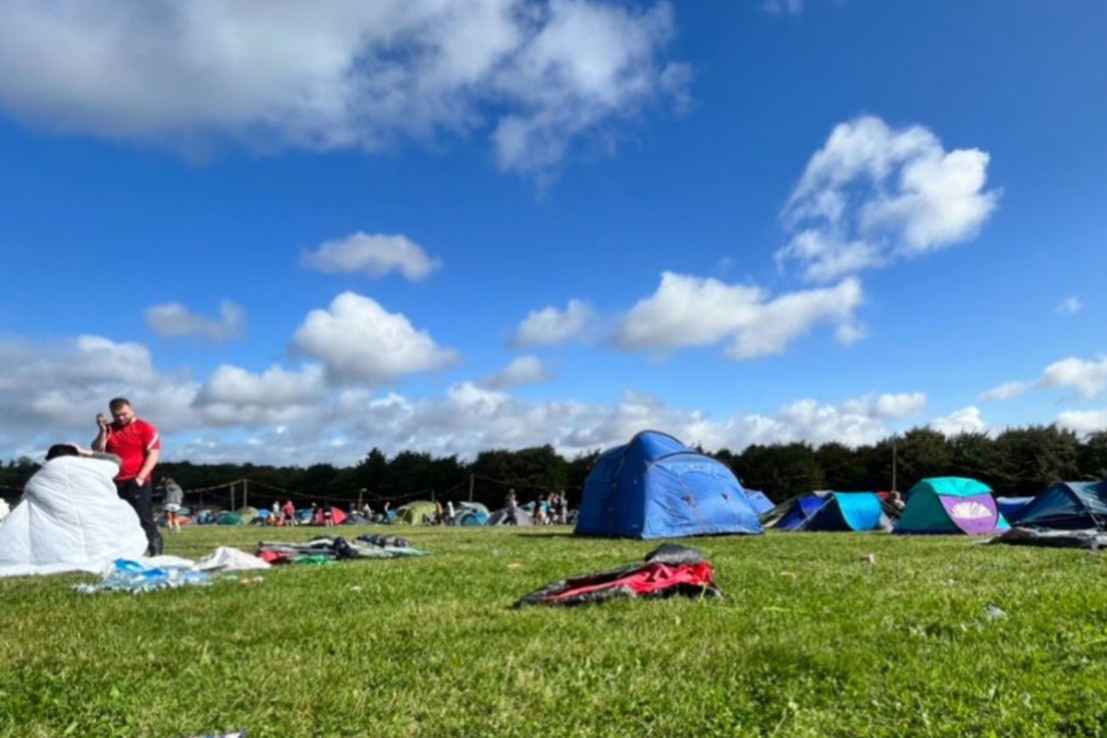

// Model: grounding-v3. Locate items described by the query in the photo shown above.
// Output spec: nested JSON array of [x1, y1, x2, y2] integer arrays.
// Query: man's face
[[111, 404, 135, 426]]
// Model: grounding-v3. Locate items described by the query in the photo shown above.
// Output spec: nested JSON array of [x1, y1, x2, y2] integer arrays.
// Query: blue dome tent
[[1016, 482, 1107, 530], [574, 431, 762, 539]]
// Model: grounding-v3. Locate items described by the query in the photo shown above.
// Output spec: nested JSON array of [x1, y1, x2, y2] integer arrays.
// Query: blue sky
[[1, 0, 1105, 464]]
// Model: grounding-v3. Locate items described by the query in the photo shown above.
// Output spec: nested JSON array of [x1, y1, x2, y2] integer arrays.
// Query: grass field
[[1, 525, 1105, 738]]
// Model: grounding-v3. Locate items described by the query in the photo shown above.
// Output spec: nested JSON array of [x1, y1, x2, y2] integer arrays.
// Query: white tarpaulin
[[0, 454, 148, 578]]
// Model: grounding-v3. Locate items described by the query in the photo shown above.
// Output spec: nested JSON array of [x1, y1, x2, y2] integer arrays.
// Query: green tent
[[236, 506, 259, 524], [395, 500, 438, 525]]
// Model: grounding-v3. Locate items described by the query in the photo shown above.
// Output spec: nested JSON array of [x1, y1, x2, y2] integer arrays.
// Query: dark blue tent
[[771, 496, 826, 531], [996, 496, 1034, 525], [1017, 482, 1107, 530], [574, 431, 762, 539]]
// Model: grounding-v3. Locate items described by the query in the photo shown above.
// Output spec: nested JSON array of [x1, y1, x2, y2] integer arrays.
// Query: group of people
[[505, 489, 570, 525]]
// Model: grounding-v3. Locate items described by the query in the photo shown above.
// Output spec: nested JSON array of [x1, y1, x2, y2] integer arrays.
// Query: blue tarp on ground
[[574, 431, 763, 539], [1016, 481, 1107, 530]]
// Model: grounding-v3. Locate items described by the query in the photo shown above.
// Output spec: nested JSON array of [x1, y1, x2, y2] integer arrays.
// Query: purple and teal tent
[[894, 477, 1006, 535]]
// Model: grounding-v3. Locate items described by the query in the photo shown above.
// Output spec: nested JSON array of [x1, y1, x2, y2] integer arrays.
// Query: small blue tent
[[574, 431, 762, 539], [768, 492, 884, 532], [804, 493, 885, 532], [996, 496, 1034, 525], [770, 496, 826, 531], [1016, 482, 1107, 530]]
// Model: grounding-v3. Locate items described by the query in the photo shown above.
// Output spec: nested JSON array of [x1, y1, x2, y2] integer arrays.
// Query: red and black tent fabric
[[514, 544, 722, 607]]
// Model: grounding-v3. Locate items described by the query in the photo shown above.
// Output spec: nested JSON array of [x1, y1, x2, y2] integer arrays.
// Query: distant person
[[323, 505, 334, 527], [887, 490, 905, 511], [282, 499, 297, 526], [446, 500, 455, 525], [161, 477, 184, 533], [557, 492, 569, 525], [505, 488, 518, 525], [534, 494, 548, 525], [92, 397, 163, 556]]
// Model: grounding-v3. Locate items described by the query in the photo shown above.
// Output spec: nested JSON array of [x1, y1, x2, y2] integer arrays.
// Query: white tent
[[0, 454, 148, 577]]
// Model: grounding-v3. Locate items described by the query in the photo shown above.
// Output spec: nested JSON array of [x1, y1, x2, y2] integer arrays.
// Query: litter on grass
[[515, 544, 722, 607], [72, 547, 270, 595], [256, 535, 428, 565]]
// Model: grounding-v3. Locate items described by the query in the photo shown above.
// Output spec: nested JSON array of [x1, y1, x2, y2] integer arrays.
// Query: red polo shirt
[[105, 418, 161, 481]]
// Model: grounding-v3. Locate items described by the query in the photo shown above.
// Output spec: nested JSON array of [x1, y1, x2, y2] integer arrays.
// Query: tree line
[[2, 425, 1105, 509]]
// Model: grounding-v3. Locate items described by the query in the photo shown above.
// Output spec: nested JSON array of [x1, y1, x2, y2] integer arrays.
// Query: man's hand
[[135, 475, 147, 486], [96, 413, 110, 431]]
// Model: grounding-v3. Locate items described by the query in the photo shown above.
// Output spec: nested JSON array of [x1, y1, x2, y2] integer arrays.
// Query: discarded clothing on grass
[[256, 536, 428, 565], [988, 526, 1107, 550], [514, 544, 723, 607], [194, 546, 272, 572], [73, 558, 211, 594]]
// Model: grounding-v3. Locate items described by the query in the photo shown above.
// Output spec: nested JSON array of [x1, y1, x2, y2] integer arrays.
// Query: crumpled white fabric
[[194, 546, 270, 572], [0, 455, 148, 578]]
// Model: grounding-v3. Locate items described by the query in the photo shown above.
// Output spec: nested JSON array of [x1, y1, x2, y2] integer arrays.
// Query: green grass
[[1, 526, 1106, 737]]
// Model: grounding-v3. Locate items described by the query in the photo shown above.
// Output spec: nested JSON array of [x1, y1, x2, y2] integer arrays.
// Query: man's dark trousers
[[116, 478, 164, 556]]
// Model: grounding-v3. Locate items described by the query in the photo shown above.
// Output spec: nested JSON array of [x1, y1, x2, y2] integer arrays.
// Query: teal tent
[[895, 477, 1005, 535]]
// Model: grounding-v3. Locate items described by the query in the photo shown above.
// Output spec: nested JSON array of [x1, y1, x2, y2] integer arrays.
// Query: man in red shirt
[[92, 397, 163, 556]]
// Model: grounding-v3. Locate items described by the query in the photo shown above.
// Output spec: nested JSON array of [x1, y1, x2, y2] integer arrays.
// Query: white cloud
[[193, 364, 330, 426], [1054, 296, 1083, 317], [776, 116, 1000, 282], [843, 392, 927, 420], [986, 356, 1107, 403], [509, 299, 598, 347], [476, 356, 551, 390], [290, 292, 458, 385], [144, 300, 246, 341], [930, 406, 987, 436], [613, 272, 863, 359], [0, 330, 947, 467], [1056, 409, 1107, 434], [0, 0, 688, 177], [1040, 357, 1107, 399], [980, 381, 1031, 402], [301, 232, 441, 281]]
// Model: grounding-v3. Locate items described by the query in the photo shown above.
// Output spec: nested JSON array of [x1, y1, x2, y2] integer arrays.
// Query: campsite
[[3, 430, 1107, 736], [1, 525, 1105, 737], [2, 2, 1106, 736]]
